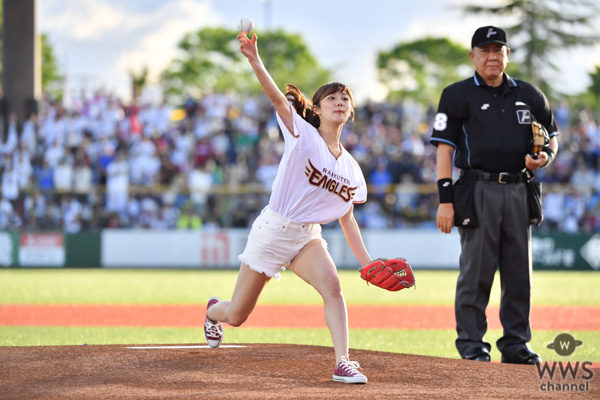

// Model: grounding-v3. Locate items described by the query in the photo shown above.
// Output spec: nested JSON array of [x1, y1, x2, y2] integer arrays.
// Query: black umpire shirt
[[429, 72, 559, 173]]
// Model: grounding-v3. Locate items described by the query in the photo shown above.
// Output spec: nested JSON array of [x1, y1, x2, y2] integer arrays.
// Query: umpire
[[429, 26, 559, 364]]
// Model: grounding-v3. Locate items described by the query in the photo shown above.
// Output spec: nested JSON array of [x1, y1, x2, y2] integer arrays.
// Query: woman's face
[[314, 91, 353, 124]]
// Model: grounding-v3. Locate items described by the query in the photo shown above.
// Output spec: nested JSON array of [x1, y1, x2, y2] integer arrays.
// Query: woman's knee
[[226, 311, 250, 327], [216, 301, 252, 327], [319, 271, 343, 298]]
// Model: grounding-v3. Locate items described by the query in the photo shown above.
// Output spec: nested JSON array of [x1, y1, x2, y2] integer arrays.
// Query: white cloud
[[41, 0, 224, 100], [41, 0, 127, 40], [114, 0, 221, 82], [40, 0, 600, 103]]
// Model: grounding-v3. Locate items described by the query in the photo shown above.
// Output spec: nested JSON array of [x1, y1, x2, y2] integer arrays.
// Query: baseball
[[238, 17, 255, 33]]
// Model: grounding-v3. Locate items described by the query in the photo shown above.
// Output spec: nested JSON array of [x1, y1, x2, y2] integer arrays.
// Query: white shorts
[[238, 207, 325, 280]]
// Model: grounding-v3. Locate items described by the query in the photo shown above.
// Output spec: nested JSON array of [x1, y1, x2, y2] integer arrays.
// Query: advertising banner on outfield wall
[[99, 229, 463, 270], [18, 233, 65, 267], [5, 229, 594, 270], [100, 229, 249, 268], [532, 233, 600, 271]]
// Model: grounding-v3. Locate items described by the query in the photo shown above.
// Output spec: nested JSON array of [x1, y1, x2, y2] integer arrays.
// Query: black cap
[[471, 26, 508, 48]]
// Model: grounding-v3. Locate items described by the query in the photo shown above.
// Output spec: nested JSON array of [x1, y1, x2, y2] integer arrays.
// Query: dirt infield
[[2, 304, 599, 398], [1, 343, 598, 399], [2, 304, 600, 330]]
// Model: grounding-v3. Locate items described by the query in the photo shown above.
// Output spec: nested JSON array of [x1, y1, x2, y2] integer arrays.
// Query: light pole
[[1, 0, 40, 131], [261, 0, 272, 31]]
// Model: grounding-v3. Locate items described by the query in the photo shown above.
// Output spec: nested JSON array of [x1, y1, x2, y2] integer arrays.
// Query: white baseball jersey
[[269, 105, 367, 224]]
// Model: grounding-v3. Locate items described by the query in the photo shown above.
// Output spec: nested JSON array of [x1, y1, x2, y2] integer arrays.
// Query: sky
[[39, 0, 600, 105]]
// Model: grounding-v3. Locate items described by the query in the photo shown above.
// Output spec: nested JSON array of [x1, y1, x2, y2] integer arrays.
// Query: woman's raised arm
[[238, 33, 293, 129]]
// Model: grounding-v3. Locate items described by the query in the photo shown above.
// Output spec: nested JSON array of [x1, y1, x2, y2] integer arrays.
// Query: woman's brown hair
[[284, 82, 355, 129]]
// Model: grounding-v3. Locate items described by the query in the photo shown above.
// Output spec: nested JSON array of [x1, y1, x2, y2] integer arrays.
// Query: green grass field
[[1, 268, 598, 362]]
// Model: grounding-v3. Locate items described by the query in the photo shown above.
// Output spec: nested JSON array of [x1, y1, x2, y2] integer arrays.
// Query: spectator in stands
[[20, 112, 38, 156], [0, 194, 21, 229], [369, 158, 393, 198], [73, 154, 93, 201], [177, 203, 203, 230], [13, 147, 33, 194], [188, 161, 215, 214], [53, 156, 74, 194], [61, 195, 83, 233], [0, 64, 598, 233], [1, 114, 20, 161], [1, 161, 20, 210], [105, 151, 129, 214]]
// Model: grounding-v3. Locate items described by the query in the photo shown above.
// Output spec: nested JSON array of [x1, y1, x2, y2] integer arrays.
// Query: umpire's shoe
[[501, 348, 542, 365], [463, 347, 491, 362], [204, 297, 224, 348]]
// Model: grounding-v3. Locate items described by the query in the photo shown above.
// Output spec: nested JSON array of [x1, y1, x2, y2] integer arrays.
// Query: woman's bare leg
[[208, 263, 271, 327], [288, 239, 349, 364]]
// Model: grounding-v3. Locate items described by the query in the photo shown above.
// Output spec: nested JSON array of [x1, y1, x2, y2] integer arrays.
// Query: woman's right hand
[[238, 33, 258, 61]]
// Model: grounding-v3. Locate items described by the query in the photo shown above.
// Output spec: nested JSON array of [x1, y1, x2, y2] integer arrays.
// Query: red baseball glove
[[359, 258, 415, 292]]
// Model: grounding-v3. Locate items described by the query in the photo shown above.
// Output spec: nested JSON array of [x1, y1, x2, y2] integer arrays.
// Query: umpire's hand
[[525, 153, 549, 171], [437, 203, 454, 234]]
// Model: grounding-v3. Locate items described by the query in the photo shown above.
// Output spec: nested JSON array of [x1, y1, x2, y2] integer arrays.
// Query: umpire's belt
[[464, 170, 526, 184]]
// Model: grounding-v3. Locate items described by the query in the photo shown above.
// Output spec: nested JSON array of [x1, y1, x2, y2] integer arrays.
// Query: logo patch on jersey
[[304, 159, 357, 203], [481, 104, 490, 110], [516, 109, 532, 124]]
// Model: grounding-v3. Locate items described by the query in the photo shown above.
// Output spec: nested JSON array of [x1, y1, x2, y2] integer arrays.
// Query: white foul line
[[125, 345, 246, 349]]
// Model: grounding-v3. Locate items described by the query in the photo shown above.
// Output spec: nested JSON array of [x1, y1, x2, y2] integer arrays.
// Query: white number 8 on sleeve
[[433, 113, 448, 131]]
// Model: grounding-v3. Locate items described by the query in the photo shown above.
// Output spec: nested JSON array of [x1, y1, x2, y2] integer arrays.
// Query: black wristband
[[541, 147, 555, 167], [437, 178, 453, 203]]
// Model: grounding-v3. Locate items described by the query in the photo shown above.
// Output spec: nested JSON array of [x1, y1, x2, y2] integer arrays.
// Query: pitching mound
[[1, 344, 597, 399]]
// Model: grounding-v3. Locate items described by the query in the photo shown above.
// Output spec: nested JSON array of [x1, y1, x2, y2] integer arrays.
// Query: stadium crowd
[[0, 89, 598, 233]]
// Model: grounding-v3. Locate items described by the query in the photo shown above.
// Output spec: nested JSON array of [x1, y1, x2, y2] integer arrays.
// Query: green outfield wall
[[0, 230, 598, 270]]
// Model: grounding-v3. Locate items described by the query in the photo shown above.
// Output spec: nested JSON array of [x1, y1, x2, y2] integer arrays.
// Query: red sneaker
[[204, 297, 223, 348], [333, 356, 367, 384]]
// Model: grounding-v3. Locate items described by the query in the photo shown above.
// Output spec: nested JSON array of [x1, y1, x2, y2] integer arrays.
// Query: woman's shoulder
[[287, 106, 320, 137]]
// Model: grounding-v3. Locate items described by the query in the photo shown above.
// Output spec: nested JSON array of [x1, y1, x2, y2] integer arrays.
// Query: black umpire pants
[[455, 178, 533, 358]]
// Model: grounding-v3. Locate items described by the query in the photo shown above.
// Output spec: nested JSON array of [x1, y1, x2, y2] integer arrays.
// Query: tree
[[160, 27, 330, 104], [570, 65, 600, 110], [377, 37, 473, 104], [588, 65, 600, 102], [40, 34, 63, 99], [463, 0, 599, 94], [130, 67, 148, 103]]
